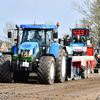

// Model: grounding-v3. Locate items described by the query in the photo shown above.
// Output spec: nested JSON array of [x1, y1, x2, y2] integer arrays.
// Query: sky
[[0, 0, 85, 40]]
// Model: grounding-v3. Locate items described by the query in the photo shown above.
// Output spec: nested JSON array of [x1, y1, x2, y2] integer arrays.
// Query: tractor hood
[[19, 42, 38, 50], [18, 42, 39, 58]]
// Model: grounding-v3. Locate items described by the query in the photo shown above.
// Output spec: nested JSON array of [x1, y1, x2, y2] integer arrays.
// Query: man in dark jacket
[[64, 35, 69, 46], [34, 31, 41, 39], [74, 35, 82, 43]]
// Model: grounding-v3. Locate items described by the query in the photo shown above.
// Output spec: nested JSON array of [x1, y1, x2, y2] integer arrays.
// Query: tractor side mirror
[[8, 32, 12, 38], [53, 32, 58, 38], [53, 29, 58, 39]]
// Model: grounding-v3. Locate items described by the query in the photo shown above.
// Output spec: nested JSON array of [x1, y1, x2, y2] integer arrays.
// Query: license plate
[[22, 62, 29, 67]]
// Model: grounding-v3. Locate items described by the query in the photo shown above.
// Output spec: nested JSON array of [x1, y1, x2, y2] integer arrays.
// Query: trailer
[[65, 27, 95, 79]]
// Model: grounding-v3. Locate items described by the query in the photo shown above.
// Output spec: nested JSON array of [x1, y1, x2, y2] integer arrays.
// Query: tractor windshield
[[22, 29, 45, 46]]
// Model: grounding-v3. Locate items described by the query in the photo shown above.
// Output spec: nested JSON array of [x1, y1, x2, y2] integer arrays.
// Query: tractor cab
[[8, 23, 59, 61], [20, 24, 58, 56]]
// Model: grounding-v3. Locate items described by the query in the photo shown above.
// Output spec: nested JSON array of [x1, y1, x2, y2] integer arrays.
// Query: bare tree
[[72, 0, 100, 47], [79, 18, 90, 28], [3, 22, 17, 46]]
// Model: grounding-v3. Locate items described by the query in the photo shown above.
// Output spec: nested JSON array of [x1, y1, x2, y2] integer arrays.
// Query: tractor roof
[[20, 24, 57, 29]]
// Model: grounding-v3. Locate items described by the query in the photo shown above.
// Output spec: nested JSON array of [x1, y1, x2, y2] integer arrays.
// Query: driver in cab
[[34, 31, 41, 39], [74, 35, 82, 43]]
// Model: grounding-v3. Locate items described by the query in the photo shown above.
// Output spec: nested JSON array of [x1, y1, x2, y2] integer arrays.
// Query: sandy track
[[0, 74, 100, 100]]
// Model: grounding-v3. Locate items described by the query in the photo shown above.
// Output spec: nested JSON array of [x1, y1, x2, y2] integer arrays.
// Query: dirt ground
[[0, 73, 100, 100]]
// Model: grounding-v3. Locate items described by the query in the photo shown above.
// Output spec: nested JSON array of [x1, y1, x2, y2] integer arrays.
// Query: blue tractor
[[0, 52, 2, 57], [0, 23, 67, 84]]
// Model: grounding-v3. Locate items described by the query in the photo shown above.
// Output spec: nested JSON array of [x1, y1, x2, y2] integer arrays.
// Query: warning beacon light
[[88, 25, 90, 28], [56, 22, 60, 28]]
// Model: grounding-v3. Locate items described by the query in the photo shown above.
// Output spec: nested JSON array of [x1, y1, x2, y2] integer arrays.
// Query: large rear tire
[[55, 49, 66, 83], [37, 56, 55, 84], [0, 55, 14, 82]]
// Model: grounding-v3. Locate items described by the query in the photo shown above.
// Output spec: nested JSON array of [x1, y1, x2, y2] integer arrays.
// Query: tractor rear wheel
[[55, 49, 66, 83], [0, 55, 14, 82], [37, 56, 55, 84]]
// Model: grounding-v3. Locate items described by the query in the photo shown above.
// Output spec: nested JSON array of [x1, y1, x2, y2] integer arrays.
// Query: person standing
[[64, 35, 69, 46], [74, 35, 82, 43]]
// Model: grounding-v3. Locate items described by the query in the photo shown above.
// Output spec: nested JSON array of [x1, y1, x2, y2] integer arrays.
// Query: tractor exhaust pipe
[[16, 25, 20, 53]]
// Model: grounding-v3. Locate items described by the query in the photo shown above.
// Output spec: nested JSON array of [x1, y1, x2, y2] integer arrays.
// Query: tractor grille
[[21, 50, 29, 55]]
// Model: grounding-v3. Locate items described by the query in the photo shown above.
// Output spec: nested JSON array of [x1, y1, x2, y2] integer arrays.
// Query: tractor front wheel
[[0, 55, 14, 82], [37, 56, 55, 84]]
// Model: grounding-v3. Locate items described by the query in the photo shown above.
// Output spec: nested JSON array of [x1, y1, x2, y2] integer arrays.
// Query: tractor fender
[[57, 46, 67, 58], [42, 54, 55, 59], [50, 43, 67, 59]]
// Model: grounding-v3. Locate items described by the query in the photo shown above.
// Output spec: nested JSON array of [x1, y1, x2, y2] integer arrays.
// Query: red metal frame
[[72, 58, 95, 71], [72, 44, 95, 71], [87, 45, 94, 56]]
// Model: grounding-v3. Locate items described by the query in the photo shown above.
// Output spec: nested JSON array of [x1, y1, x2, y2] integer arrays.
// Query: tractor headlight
[[29, 49, 32, 55]]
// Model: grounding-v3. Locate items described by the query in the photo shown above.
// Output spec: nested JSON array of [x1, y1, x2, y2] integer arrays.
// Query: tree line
[[72, 0, 100, 47]]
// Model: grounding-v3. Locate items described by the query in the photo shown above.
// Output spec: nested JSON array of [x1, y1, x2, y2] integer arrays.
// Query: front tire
[[0, 55, 14, 82], [55, 49, 66, 83], [37, 56, 55, 84]]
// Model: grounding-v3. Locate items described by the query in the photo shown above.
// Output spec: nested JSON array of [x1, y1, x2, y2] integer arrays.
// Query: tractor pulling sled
[[65, 27, 95, 79], [0, 23, 96, 84]]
